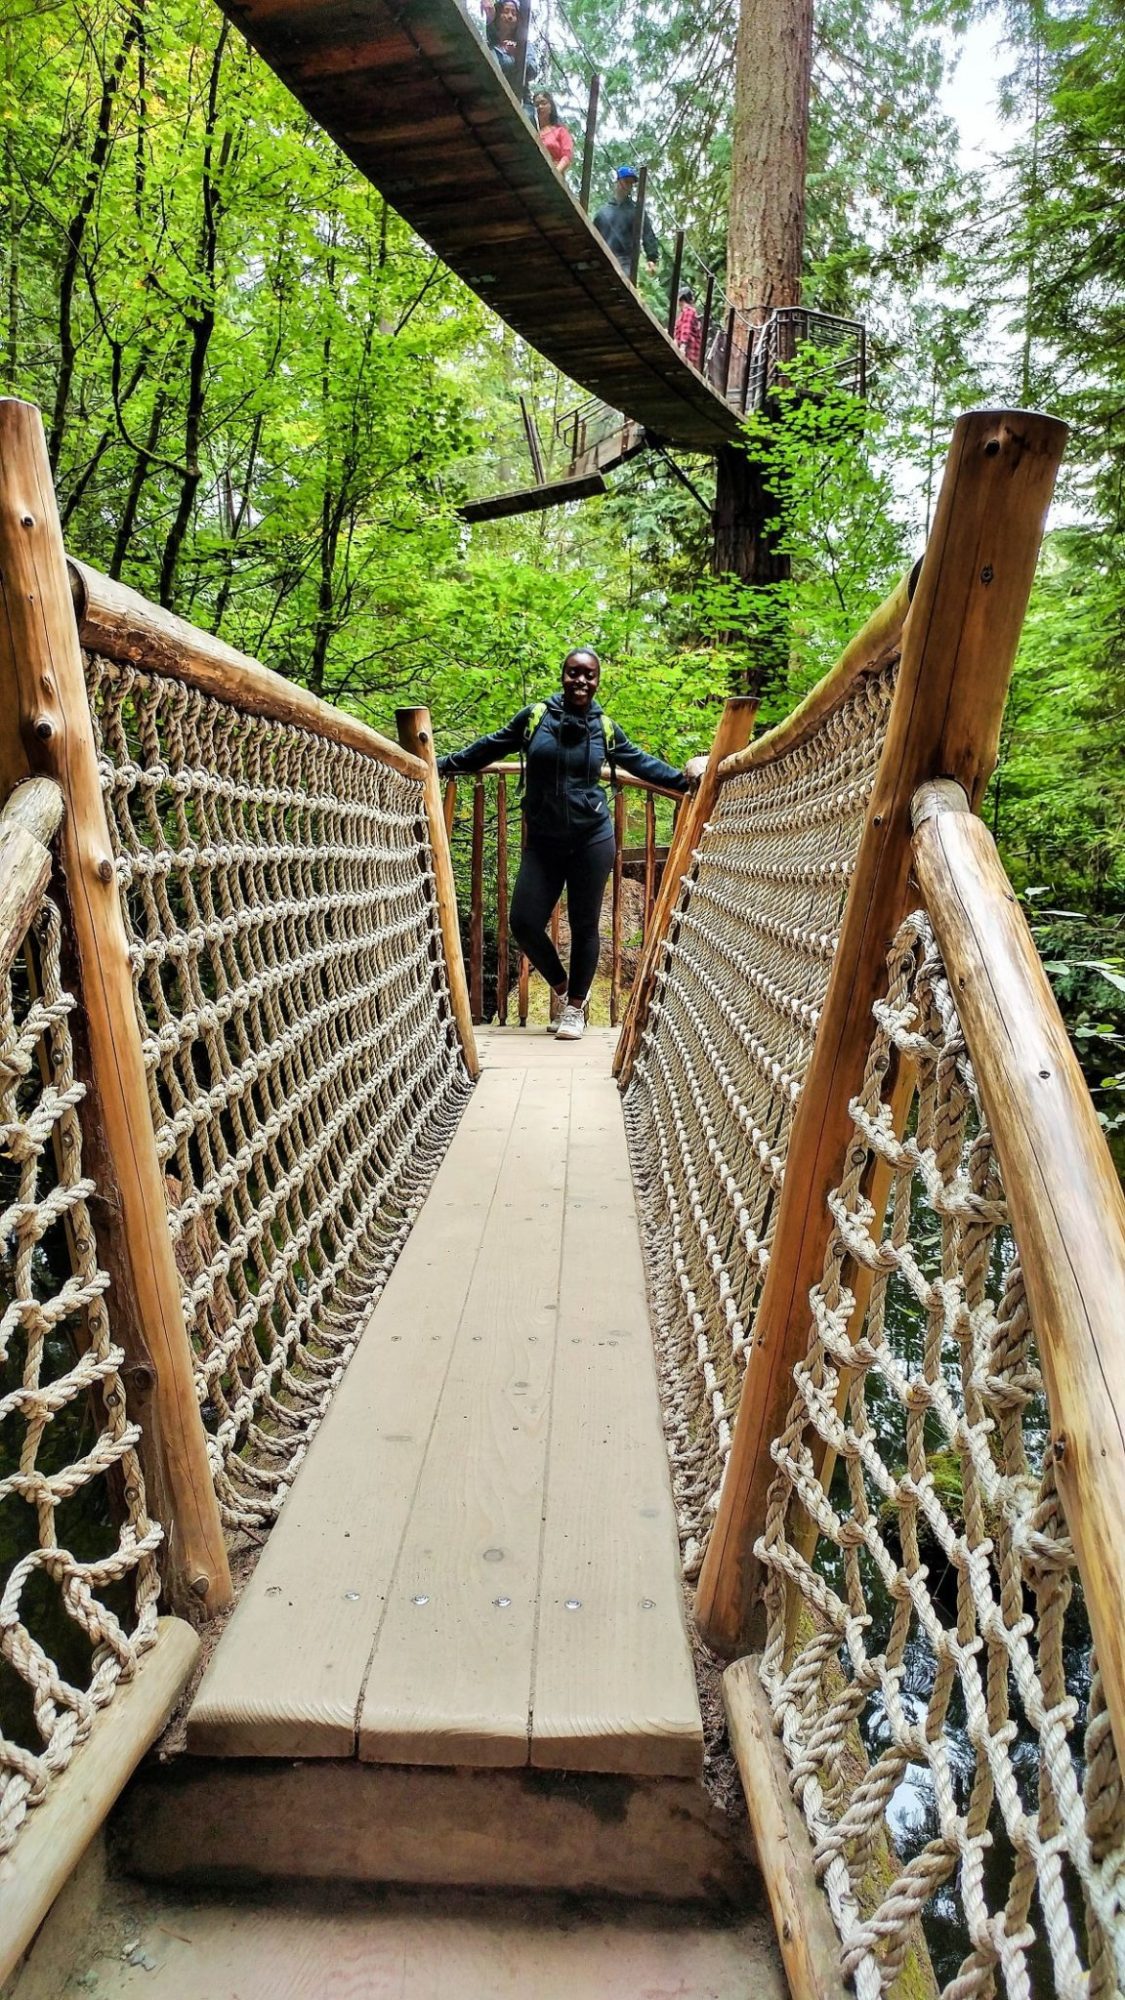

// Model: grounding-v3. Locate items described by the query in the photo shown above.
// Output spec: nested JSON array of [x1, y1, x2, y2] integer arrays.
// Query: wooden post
[[0, 778, 64, 968], [614, 696, 757, 1085], [694, 407, 1068, 1655], [698, 271, 715, 379], [0, 397, 232, 1618], [519, 395, 546, 486], [395, 706, 480, 1080], [496, 774, 509, 1026], [642, 790, 656, 939], [579, 72, 600, 211], [629, 165, 648, 286], [666, 229, 684, 336], [470, 778, 485, 1022], [913, 781, 1125, 1767], [609, 786, 625, 1025], [721, 306, 735, 396], [443, 778, 457, 841], [518, 809, 530, 1024]]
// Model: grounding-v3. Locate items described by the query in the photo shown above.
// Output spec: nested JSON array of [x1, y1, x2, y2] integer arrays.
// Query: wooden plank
[[495, 775, 508, 1026], [532, 1069, 703, 1777], [118, 1757, 762, 1905], [186, 1071, 523, 1757], [458, 473, 607, 523], [358, 1068, 569, 1766], [723, 1657, 850, 2000], [0, 1617, 200, 1988], [913, 785, 1125, 1773], [0, 399, 232, 1617]]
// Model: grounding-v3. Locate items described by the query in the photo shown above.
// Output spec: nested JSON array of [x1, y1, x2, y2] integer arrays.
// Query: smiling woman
[[438, 650, 702, 1039]]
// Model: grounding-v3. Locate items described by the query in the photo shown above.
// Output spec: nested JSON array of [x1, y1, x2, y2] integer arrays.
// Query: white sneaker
[[554, 1002, 586, 1042], [546, 990, 567, 1033]]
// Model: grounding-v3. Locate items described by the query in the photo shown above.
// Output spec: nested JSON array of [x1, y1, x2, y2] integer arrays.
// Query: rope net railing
[[756, 910, 1125, 1998], [0, 868, 160, 1859], [83, 652, 471, 1535], [624, 661, 898, 1576]]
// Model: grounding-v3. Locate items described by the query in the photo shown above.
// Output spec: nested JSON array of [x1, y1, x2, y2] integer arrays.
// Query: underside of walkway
[[219, 0, 740, 451], [188, 1029, 702, 1779]]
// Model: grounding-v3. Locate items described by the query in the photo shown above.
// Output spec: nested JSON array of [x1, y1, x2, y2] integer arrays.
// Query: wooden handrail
[[913, 780, 1125, 1764], [395, 707, 479, 1080], [613, 695, 757, 1085], [479, 758, 682, 800], [0, 779, 64, 976], [717, 565, 917, 781], [69, 559, 427, 783], [0, 397, 233, 1618], [694, 408, 1068, 1655]]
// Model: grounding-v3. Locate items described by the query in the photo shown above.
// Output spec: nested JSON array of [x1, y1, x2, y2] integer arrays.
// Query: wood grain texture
[[914, 798, 1125, 1771], [531, 1069, 702, 1777], [0, 398, 231, 1616], [723, 1657, 850, 2000], [695, 408, 1068, 1655], [69, 560, 425, 779], [117, 1757, 762, 1904], [0, 1617, 199, 1988], [187, 1071, 523, 1757], [358, 1066, 568, 1766], [0, 778, 63, 972]]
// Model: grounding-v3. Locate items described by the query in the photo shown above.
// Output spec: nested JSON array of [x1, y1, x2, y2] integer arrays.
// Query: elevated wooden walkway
[[218, 0, 740, 451], [188, 1029, 702, 1778]]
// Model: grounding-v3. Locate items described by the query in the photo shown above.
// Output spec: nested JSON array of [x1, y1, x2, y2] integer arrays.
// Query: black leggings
[[509, 829, 615, 1002]]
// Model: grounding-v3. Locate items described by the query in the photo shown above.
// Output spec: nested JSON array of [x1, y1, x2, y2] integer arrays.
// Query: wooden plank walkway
[[187, 1030, 702, 1778], [217, 0, 739, 452]]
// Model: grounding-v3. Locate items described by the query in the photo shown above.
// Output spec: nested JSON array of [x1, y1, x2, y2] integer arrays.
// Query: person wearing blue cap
[[593, 166, 659, 277]]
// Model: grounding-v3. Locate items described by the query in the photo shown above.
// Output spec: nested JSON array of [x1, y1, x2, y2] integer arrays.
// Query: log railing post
[[614, 695, 757, 1086], [694, 408, 1068, 1656], [642, 790, 656, 938], [395, 705, 479, 1080], [496, 774, 509, 1026], [470, 776, 485, 1022], [442, 777, 457, 841], [579, 72, 600, 212], [0, 397, 232, 1619], [609, 785, 625, 1025]]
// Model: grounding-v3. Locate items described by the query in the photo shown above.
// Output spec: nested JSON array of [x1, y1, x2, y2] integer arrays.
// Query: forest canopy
[[2, 0, 1123, 1121]]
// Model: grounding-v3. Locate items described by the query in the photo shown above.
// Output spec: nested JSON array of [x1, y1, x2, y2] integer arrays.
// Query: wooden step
[[112, 1758, 760, 1907], [12, 1845, 786, 2000], [187, 1032, 702, 1779]]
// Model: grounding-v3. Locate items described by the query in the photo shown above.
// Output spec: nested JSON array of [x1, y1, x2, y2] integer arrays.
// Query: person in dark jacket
[[593, 166, 659, 279], [438, 649, 704, 1041]]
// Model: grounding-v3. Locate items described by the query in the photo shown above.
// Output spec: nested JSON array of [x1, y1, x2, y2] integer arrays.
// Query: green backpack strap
[[602, 715, 619, 789], [520, 703, 618, 787]]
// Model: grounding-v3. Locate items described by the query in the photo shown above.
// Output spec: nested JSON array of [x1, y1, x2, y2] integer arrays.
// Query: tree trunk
[[713, 0, 812, 692], [727, 0, 813, 312]]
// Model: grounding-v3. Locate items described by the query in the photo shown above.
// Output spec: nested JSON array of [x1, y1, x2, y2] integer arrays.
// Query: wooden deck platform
[[218, 0, 739, 452], [187, 1029, 702, 1778]]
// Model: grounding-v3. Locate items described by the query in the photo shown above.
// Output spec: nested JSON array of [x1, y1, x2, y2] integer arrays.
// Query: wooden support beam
[[0, 397, 233, 1619], [470, 777, 485, 1022], [723, 1658, 849, 2000], [642, 790, 656, 939], [694, 408, 1068, 1656], [579, 72, 599, 211], [0, 1617, 200, 1988], [614, 696, 757, 1085], [913, 780, 1125, 1772], [395, 706, 479, 1080]]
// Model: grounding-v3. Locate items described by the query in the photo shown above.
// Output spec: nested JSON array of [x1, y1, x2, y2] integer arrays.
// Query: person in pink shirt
[[533, 91, 575, 174], [674, 286, 703, 368]]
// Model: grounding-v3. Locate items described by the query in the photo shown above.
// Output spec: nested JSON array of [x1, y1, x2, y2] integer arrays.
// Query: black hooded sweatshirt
[[437, 695, 687, 844]]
